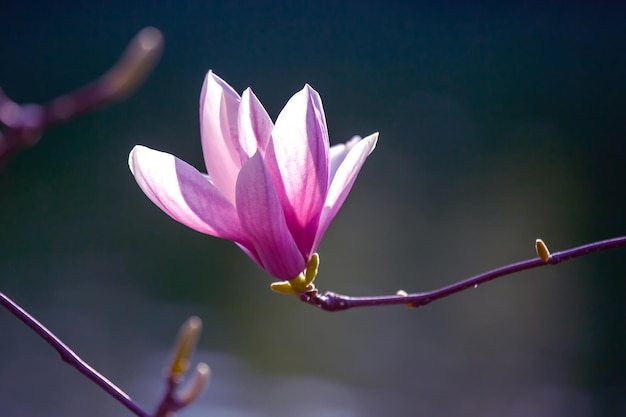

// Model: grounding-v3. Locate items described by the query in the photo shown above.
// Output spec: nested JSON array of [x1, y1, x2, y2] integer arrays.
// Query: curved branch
[[299, 235, 626, 311]]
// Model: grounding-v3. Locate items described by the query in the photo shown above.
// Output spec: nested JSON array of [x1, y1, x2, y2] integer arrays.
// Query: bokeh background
[[1, 1, 626, 416]]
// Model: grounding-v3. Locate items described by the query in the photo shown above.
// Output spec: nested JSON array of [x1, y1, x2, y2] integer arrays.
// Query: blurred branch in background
[[0, 25, 186, 417], [0, 289, 209, 417], [0, 26, 163, 165], [155, 316, 210, 417]]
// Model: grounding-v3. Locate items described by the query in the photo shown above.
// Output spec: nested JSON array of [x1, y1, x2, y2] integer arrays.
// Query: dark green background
[[1, 1, 625, 416]]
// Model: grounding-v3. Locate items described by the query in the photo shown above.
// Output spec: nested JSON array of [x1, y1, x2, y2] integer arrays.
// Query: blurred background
[[1, 1, 625, 416]]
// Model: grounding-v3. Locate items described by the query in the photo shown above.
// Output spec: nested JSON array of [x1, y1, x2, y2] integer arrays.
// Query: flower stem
[[300, 235, 626, 311], [0, 291, 151, 417]]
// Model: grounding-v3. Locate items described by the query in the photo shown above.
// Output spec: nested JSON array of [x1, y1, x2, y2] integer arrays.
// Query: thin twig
[[0, 291, 151, 417], [299, 235, 626, 311], [154, 376, 183, 417]]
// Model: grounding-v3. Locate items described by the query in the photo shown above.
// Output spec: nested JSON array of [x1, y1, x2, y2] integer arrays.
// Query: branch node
[[270, 253, 319, 295], [396, 289, 415, 308]]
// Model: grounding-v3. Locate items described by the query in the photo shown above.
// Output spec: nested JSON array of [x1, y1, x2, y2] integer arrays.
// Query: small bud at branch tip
[[535, 238, 551, 263], [103, 26, 164, 100], [167, 316, 202, 379], [176, 362, 211, 407]]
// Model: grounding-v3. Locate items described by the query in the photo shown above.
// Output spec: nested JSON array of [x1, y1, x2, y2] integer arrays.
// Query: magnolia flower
[[129, 71, 377, 281]]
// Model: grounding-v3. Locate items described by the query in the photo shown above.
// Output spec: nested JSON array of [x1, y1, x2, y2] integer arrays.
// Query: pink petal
[[235, 152, 305, 280], [235, 242, 263, 271], [329, 136, 363, 182], [238, 88, 273, 160], [199, 71, 242, 203], [312, 133, 378, 252], [268, 84, 329, 253], [129, 145, 249, 244]]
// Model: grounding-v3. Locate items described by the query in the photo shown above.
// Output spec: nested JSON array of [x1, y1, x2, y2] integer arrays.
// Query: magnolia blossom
[[129, 71, 377, 280]]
